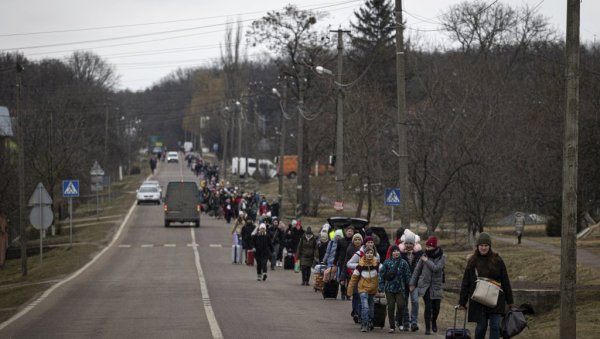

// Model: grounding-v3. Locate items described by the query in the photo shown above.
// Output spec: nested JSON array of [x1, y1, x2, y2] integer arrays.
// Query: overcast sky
[[1, 0, 598, 92]]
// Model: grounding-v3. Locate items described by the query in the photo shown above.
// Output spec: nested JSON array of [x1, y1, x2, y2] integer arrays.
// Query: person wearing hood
[[409, 236, 446, 335], [322, 229, 343, 281], [317, 232, 329, 263], [252, 223, 274, 281], [296, 226, 318, 285], [241, 219, 256, 264], [287, 219, 304, 254], [335, 226, 355, 300], [379, 245, 412, 333], [347, 247, 380, 332], [385, 228, 405, 260], [457, 232, 514, 339], [401, 232, 424, 332]]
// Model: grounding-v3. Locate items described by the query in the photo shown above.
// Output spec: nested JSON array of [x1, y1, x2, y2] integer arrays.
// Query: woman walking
[[296, 227, 318, 285], [457, 232, 514, 339], [409, 236, 445, 335], [252, 223, 273, 281]]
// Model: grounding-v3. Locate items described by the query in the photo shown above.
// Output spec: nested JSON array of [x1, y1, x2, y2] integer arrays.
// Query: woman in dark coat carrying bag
[[457, 232, 514, 339]]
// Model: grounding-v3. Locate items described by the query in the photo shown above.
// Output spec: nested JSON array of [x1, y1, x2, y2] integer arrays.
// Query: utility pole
[[236, 101, 243, 180], [104, 103, 109, 169], [296, 65, 305, 218], [560, 0, 580, 337], [332, 28, 350, 211], [395, 0, 410, 230], [15, 60, 27, 276], [276, 85, 287, 217]]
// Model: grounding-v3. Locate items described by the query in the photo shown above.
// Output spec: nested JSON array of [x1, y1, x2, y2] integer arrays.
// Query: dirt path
[[494, 236, 600, 269]]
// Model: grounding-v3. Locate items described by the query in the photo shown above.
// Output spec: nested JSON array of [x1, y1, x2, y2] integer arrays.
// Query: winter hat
[[259, 223, 266, 231], [404, 233, 416, 245], [352, 233, 363, 243], [334, 229, 344, 239], [365, 228, 373, 236], [395, 228, 405, 239], [305, 227, 313, 235], [477, 232, 492, 246], [291, 220, 297, 226], [364, 247, 375, 254], [320, 233, 328, 242], [390, 245, 400, 253], [363, 236, 374, 244], [425, 236, 438, 248], [401, 229, 420, 244]]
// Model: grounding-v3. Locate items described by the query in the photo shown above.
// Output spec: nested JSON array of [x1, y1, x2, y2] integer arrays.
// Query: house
[[0, 106, 15, 158]]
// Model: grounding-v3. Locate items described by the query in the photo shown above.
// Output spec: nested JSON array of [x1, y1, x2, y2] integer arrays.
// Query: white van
[[232, 157, 277, 178]]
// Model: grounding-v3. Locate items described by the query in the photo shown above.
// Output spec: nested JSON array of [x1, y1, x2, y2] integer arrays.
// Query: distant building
[[0, 106, 15, 159]]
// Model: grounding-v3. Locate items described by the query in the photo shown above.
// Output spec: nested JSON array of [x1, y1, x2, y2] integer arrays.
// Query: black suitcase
[[322, 280, 339, 299], [373, 297, 386, 328], [284, 254, 294, 270], [446, 307, 471, 339]]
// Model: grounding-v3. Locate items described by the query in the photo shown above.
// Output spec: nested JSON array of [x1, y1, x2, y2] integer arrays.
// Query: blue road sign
[[63, 180, 80, 198], [384, 188, 401, 206]]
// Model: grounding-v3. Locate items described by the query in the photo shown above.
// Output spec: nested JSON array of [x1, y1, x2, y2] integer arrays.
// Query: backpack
[[384, 260, 400, 281]]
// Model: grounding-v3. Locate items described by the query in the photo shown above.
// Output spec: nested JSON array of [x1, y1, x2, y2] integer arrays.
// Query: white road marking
[[209, 244, 222, 248], [118, 244, 132, 248], [187, 243, 199, 247], [140, 244, 154, 248], [163, 244, 176, 247], [190, 229, 223, 339], [0, 184, 141, 331]]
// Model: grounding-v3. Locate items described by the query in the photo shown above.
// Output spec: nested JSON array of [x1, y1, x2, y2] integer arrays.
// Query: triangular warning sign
[[386, 191, 400, 203], [65, 182, 78, 195]]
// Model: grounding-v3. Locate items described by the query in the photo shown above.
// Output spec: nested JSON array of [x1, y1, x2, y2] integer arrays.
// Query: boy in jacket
[[379, 245, 412, 333], [347, 247, 380, 332]]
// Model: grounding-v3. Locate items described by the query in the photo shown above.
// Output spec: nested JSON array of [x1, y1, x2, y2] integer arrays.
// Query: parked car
[[166, 151, 179, 163], [325, 216, 390, 260], [163, 181, 201, 227], [136, 185, 161, 205]]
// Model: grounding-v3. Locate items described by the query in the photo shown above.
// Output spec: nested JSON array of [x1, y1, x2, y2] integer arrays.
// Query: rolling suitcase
[[446, 307, 471, 339], [373, 297, 386, 328], [232, 245, 242, 264], [322, 280, 339, 299], [284, 253, 294, 270], [246, 250, 255, 266]]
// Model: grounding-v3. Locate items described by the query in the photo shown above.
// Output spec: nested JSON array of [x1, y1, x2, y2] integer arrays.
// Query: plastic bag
[[294, 257, 301, 273]]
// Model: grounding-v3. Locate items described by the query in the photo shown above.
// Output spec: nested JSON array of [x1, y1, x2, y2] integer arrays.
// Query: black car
[[326, 216, 390, 260]]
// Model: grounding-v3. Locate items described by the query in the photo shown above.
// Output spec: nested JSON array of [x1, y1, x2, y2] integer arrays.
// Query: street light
[[235, 101, 243, 178], [316, 64, 345, 211]]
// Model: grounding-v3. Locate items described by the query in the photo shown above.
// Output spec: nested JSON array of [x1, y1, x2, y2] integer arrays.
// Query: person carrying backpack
[[378, 245, 412, 333]]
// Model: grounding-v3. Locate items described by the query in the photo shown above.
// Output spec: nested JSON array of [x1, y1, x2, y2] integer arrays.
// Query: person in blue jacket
[[379, 245, 412, 333]]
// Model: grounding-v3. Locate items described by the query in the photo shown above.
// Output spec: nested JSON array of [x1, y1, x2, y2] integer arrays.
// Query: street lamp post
[[235, 101, 243, 179]]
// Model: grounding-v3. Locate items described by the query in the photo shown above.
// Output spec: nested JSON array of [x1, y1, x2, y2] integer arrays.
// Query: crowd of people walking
[[205, 188, 514, 338]]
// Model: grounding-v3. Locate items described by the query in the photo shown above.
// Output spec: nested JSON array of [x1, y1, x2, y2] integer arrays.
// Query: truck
[[232, 157, 277, 178], [274, 155, 335, 179]]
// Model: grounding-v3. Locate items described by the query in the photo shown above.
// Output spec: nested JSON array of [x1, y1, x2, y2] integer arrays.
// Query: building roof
[[0, 106, 14, 137]]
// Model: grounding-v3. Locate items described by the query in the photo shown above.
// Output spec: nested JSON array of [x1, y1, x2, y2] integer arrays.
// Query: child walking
[[379, 245, 412, 333], [347, 247, 380, 332]]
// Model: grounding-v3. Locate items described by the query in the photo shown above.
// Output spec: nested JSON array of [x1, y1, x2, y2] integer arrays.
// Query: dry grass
[[0, 166, 150, 323]]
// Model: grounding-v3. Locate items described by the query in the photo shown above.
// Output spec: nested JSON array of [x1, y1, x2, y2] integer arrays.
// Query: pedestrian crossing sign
[[62, 180, 80, 198], [384, 188, 401, 206]]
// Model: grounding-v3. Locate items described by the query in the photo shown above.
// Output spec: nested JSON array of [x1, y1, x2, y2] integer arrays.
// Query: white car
[[142, 180, 162, 196], [136, 185, 161, 205], [166, 151, 179, 163]]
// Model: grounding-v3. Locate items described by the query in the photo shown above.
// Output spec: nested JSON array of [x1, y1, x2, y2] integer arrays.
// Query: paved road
[[0, 157, 441, 338]]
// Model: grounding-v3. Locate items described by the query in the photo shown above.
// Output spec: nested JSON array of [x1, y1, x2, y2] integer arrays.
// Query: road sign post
[[90, 162, 104, 221], [384, 188, 401, 224], [63, 180, 79, 246], [28, 183, 53, 265]]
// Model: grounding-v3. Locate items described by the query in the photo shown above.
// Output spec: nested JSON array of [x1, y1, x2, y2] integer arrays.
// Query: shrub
[[545, 217, 561, 237], [129, 166, 141, 175]]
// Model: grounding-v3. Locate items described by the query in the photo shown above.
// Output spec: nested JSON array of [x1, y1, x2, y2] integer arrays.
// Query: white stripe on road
[[163, 244, 176, 247], [0, 193, 139, 331], [140, 244, 154, 248], [190, 228, 223, 339], [209, 244, 222, 248], [118, 244, 132, 248]]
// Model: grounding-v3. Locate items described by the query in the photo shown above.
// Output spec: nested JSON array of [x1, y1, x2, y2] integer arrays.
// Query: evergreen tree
[[350, 0, 396, 60]]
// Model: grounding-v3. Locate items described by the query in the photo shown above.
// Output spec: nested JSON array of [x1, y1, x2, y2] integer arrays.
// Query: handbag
[[501, 308, 528, 338], [471, 269, 502, 308]]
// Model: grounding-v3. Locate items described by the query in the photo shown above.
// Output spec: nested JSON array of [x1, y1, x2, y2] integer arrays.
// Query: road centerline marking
[[191, 229, 223, 339]]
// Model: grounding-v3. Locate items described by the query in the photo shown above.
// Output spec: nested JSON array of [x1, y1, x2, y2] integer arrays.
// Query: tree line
[[1, 0, 599, 242]]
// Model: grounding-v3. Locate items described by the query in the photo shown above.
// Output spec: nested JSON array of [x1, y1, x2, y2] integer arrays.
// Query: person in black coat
[[241, 220, 255, 263], [252, 223, 273, 281], [335, 226, 355, 300], [287, 220, 304, 253], [458, 232, 514, 339]]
